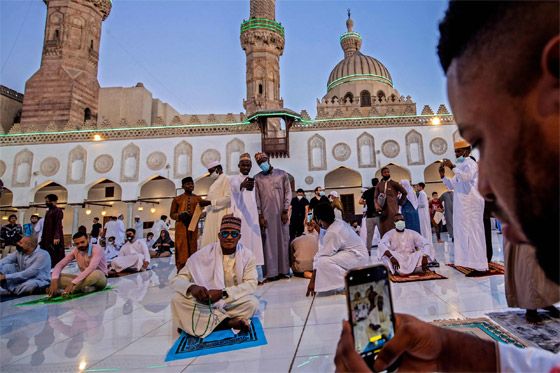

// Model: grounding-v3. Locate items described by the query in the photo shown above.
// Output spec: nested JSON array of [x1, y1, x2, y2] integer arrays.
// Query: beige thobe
[[170, 252, 258, 338], [201, 174, 231, 248]]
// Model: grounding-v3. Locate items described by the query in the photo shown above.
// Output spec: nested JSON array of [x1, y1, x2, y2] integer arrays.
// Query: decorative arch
[[174, 141, 192, 179], [85, 178, 122, 202], [12, 148, 33, 188], [405, 129, 425, 166], [193, 174, 213, 197], [31, 181, 68, 205], [138, 175, 176, 200], [226, 138, 245, 175], [452, 129, 462, 144], [308, 134, 326, 171], [357, 132, 376, 168], [324, 166, 362, 189], [343, 92, 354, 104], [67, 145, 87, 184], [0, 186, 13, 207], [331, 96, 338, 104], [374, 163, 412, 183], [360, 90, 371, 107], [376, 90, 386, 102], [120, 143, 140, 182]]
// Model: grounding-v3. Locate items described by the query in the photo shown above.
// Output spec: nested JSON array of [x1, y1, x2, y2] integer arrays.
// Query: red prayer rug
[[389, 269, 447, 283]]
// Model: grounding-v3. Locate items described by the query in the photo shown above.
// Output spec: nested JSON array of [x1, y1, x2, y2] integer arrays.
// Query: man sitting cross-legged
[[109, 228, 150, 274], [0, 235, 51, 295], [48, 232, 108, 297], [306, 203, 369, 296], [378, 214, 432, 276], [170, 214, 259, 338]]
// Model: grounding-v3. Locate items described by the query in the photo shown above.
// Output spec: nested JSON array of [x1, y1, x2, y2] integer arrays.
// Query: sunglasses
[[220, 230, 239, 238]]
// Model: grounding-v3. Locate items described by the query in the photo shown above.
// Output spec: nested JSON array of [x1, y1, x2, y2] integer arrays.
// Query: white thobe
[[151, 219, 170, 238], [499, 343, 560, 372], [378, 229, 432, 276], [442, 158, 487, 271], [34, 218, 44, 243], [105, 242, 119, 260], [313, 219, 369, 292], [111, 239, 150, 272], [417, 190, 435, 260], [116, 219, 126, 245], [135, 220, 144, 236], [201, 173, 231, 248], [230, 174, 264, 266], [104, 221, 120, 244]]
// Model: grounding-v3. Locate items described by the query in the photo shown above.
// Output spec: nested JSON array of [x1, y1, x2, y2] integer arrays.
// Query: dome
[[327, 51, 393, 92]]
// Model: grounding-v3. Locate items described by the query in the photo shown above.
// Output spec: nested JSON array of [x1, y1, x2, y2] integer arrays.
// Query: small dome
[[327, 51, 393, 91]]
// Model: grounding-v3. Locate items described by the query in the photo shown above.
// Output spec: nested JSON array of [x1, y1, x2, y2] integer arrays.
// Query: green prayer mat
[[13, 286, 115, 306]]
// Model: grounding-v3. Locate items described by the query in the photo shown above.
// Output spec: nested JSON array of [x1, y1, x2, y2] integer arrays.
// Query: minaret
[[340, 9, 362, 58], [20, 0, 112, 130], [240, 0, 285, 115]]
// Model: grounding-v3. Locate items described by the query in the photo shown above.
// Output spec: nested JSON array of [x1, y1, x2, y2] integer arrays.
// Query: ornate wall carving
[[430, 137, 448, 156], [308, 134, 326, 171], [226, 138, 245, 175], [332, 143, 351, 162], [146, 151, 166, 171], [405, 130, 425, 166], [452, 130, 462, 144], [0, 160, 5, 178], [12, 149, 33, 187], [120, 143, 140, 182], [357, 132, 376, 168], [94, 154, 113, 174], [305, 176, 314, 185], [67, 145, 87, 184], [201, 149, 221, 168], [40, 157, 60, 177], [381, 140, 400, 158], [174, 141, 192, 179]]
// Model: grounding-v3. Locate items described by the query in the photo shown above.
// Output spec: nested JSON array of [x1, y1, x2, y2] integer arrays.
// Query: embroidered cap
[[220, 214, 242, 232]]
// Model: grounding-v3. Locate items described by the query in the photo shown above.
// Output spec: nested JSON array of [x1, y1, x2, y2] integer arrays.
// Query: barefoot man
[[170, 215, 259, 337]]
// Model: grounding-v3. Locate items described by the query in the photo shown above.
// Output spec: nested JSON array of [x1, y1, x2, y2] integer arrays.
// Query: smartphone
[[345, 264, 397, 369], [306, 212, 313, 224]]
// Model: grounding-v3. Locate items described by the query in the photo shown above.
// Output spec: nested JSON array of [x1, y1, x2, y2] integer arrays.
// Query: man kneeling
[[109, 229, 150, 273], [171, 214, 258, 338], [306, 203, 369, 296], [48, 232, 108, 296], [0, 236, 51, 295], [378, 214, 432, 276]]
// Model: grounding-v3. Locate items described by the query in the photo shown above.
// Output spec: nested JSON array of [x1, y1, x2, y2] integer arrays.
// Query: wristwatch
[[222, 289, 228, 299]]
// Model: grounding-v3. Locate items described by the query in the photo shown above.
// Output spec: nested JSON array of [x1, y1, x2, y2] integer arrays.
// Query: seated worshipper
[[48, 232, 108, 296], [378, 214, 432, 276], [104, 236, 120, 260], [109, 229, 150, 273], [150, 229, 174, 258], [144, 232, 155, 250], [306, 203, 369, 296], [170, 215, 258, 338], [0, 236, 51, 295], [351, 221, 361, 235], [290, 223, 319, 278], [1, 215, 23, 258]]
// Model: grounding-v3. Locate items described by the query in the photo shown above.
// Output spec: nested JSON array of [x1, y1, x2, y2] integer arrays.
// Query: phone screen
[[346, 265, 395, 365], [306, 212, 313, 224]]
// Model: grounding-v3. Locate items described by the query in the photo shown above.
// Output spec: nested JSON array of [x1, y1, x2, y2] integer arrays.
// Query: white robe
[[151, 219, 169, 238], [417, 190, 435, 260], [135, 220, 144, 236], [378, 229, 432, 276], [111, 239, 150, 272], [105, 241, 120, 260], [116, 219, 126, 245], [443, 158, 487, 271], [314, 219, 369, 292], [230, 174, 264, 266], [201, 173, 231, 248], [104, 220, 120, 244]]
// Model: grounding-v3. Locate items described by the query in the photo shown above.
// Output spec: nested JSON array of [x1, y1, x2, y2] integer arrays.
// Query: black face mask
[[126, 235, 134, 241], [16, 246, 23, 253], [46, 203, 54, 208], [382, 175, 390, 181]]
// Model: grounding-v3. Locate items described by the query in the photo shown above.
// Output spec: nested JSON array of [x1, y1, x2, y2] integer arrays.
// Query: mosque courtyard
[[0, 231, 516, 373]]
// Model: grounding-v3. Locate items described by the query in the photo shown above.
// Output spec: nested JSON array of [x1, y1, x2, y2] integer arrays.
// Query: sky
[[0, 0, 451, 118]]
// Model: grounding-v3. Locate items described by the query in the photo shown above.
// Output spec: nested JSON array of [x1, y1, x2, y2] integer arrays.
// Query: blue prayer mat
[[165, 318, 267, 361]]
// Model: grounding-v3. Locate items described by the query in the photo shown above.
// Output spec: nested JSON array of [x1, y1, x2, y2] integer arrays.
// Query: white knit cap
[[205, 161, 220, 169]]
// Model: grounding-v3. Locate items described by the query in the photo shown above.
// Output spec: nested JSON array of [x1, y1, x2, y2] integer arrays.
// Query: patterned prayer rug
[[389, 269, 447, 283], [431, 317, 528, 348], [488, 310, 560, 353], [446, 262, 504, 277], [13, 286, 115, 306], [165, 318, 267, 361]]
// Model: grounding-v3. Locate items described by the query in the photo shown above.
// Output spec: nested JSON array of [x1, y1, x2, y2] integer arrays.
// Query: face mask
[[456, 156, 465, 163], [16, 246, 23, 253], [319, 191, 325, 196], [382, 175, 390, 181], [395, 220, 406, 231], [210, 171, 220, 180], [46, 203, 54, 208], [126, 234, 134, 241], [297, 195, 302, 200], [259, 161, 270, 172]]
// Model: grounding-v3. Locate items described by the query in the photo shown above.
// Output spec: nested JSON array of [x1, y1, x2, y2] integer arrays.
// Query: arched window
[[90, 40, 94, 50], [360, 90, 371, 107], [54, 29, 59, 40], [84, 108, 91, 121], [390, 94, 396, 102], [258, 84, 263, 95], [331, 96, 338, 104], [376, 90, 386, 103], [343, 92, 353, 104]]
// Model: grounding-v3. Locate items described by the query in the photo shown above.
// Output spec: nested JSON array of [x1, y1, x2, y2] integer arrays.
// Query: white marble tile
[[185, 357, 291, 373], [292, 354, 335, 372], [296, 323, 342, 356], [437, 291, 510, 313]]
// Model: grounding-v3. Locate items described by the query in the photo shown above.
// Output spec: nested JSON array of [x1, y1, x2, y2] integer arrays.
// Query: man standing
[[254, 152, 291, 281], [1, 215, 23, 258], [429, 192, 445, 243], [103, 216, 118, 243], [151, 215, 170, 239], [438, 190, 454, 241], [200, 161, 231, 248], [230, 154, 265, 277], [374, 168, 407, 237], [90, 217, 102, 244], [109, 228, 150, 273], [309, 187, 329, 213], [440, 140, 488, 276], [0, 236, 51, 295], [170, 177, 203, 271], [359, 178, 381, 249], [289, 188, 309, 240], [116, 214, 126, 245], [134, 215, 143, 237], [416, 183, 436, 262], [40, 194, 64, 268]]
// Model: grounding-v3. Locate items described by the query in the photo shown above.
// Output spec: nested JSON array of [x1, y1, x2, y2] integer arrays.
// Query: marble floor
[[1, 231, 516, 372]]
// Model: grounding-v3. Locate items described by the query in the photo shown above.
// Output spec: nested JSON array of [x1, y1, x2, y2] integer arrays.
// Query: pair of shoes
[[427, 261, 440, 268], [437, 239, 444, 243], [465, 270, 489, 277]]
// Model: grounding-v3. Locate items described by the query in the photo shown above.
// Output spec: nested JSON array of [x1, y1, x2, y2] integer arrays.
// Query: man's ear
[[538, 35, 560, 116]]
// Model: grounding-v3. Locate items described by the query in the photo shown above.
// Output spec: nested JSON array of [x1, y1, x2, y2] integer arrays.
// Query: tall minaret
[[20, 0, 112, 130], [240, 0, 285, 115]]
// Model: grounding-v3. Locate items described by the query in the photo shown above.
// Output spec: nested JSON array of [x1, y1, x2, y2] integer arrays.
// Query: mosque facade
[[0, 0, 459, 236]]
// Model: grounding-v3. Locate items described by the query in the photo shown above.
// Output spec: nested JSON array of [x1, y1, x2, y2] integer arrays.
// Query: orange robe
[[170, 193, 202, 271]]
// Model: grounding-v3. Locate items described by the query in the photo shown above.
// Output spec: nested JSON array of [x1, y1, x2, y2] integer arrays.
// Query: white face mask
[[297, 195, 303, 200], [395, 220, 406, 231], [210, 171, 219, 180]]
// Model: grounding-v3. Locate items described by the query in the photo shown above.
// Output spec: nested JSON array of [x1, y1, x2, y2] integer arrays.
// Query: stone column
[[17, 208, 27, 226], [126, 202, 135, 229], [71, 205, 81, 235]]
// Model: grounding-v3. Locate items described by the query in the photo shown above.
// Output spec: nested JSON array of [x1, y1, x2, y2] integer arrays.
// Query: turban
[[206, 161, 220, 169], [181, 176, 193, 185], [329, 191, 338, 198], [239, 153, 251, 161], [454, 139, 471, 150], [254, 152, 267, 162], [220, 214, 242, 231]]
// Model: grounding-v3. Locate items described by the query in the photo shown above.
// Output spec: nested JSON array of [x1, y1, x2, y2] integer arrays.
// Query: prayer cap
[[135, 215, 140, 218], [454, 139, 471, 150], [329, 191, 338, 198], [117, 213, 123, 218], [206, 161, 220, 169], [220, 214, 242, 231], [181, 176, 193, 185], [254, 152, 267, 162], [239, 153, 251, 161]]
